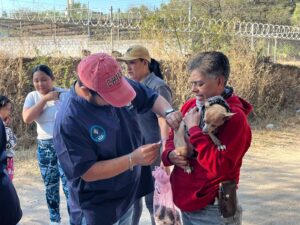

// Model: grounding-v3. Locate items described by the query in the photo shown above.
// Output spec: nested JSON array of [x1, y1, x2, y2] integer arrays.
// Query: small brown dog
[[174, 121, 193, 174], [202, 101, 234, 150]]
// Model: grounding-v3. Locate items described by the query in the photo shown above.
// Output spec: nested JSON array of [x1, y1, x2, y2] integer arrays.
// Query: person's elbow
[[81, 173, 94, 182], [81, 168, 99, 182], [22, 113, 33, 124]]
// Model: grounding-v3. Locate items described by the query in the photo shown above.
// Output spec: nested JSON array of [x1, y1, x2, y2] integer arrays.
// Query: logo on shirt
[[90, 125, 106, 143]]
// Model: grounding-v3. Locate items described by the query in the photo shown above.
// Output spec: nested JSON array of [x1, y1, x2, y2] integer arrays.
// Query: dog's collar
[[195, 95, 231, 130], [222, 86, 234, 99], [206, 96, 231, 113]]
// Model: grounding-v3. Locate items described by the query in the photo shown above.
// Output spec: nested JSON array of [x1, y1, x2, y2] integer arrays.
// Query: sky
[[1, 0, 170, 13]]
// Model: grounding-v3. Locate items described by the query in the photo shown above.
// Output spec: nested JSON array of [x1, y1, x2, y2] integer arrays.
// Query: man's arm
[[157, 117, 169, 151], [81, 142, 160, 182], [155, 85, 172, 152], [152, 95, 182, 130], [81, 154, 133, 182]]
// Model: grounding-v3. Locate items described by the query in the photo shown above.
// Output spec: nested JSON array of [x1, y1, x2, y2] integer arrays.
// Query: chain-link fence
[[0, 5, 300, 62]]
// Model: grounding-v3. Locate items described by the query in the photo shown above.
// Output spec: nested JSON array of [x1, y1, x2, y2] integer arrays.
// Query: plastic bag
[[152, 166, 182, 225]]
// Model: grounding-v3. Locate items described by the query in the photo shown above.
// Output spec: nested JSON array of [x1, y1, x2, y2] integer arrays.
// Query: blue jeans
[[112, 206, 133, 225], [37, 139, 70, 223], [181, 204, 242, 225]]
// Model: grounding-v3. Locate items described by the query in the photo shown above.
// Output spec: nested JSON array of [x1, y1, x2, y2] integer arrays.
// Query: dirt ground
[[13, 124, 300, 225]]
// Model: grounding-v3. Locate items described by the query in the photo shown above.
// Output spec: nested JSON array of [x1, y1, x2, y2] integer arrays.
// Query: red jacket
[[161, 95, 253, 212]]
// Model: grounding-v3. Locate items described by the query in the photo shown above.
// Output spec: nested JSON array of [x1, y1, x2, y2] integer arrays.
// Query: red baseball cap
[[77, 53, 136, 107]]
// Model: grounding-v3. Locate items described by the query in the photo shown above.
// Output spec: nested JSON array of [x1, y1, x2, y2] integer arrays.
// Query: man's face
[[87, 91, 109, 106], [188, 69, 224, 104]]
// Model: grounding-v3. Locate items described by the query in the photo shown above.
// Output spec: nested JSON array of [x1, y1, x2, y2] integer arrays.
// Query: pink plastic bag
[[7, 157, 14, 181], [152, 166, 181, 225]]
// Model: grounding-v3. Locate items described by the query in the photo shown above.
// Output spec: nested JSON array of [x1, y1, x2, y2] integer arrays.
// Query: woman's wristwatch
[[164, 108, 175, 117]]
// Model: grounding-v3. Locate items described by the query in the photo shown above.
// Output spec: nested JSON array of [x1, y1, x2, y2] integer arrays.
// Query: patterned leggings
[[37, 139, 70, 223]]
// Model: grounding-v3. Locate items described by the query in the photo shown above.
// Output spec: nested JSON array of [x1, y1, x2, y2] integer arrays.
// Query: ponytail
[[148, 58, 164, 80]]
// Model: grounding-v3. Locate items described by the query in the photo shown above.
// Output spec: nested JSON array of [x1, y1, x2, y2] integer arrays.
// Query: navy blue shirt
[[0, 119, 6, 174], [53, 79, 158, 225], [0, 119, 22, 225]]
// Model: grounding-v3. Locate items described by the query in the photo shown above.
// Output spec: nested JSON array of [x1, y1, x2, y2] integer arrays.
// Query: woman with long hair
[[22, 64, 70, 225], [118, 45, 173, 225]]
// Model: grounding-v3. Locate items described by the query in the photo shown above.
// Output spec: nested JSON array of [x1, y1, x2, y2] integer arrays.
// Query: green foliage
[[157, 0, 296, 24], [277, 43, 297, 58], [135, 0, 298, 58], [291, 2, 300, 25], [127, 5, 151, 15]]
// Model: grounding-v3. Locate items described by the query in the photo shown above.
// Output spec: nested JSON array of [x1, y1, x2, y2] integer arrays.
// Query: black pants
[[0, 172, 22, 225], [132, 191, 155, 225]]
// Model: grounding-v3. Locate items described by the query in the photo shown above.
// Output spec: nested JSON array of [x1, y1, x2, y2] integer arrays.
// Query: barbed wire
[[1, 7, 300, 41]]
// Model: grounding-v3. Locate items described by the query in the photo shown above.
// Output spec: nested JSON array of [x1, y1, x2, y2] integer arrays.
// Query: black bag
[[218, 180, 237, 218]]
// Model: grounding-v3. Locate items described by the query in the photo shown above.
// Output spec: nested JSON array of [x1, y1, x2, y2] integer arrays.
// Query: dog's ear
[[223, 112, 235, 121]]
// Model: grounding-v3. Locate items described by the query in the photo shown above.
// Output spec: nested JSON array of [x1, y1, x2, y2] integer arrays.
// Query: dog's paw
[[217, 145, 226, 151]]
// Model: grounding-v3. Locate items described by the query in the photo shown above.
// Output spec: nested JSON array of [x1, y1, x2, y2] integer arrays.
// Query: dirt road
[[13, 126, 300, 225]]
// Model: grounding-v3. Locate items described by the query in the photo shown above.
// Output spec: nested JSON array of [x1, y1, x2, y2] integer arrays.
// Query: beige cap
[[117, 45, 151, 63]]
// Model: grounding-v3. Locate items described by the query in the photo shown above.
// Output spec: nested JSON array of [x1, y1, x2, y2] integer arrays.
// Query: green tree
[[291, 2, 300, 25], [157, 0, 296, 24]]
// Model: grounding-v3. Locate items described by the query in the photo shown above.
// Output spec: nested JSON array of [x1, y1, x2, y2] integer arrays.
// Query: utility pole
[[110, 6, 114, 53], [188, 0, 192, 52], [188, 0, 192, 33], [67, 0, 74, 8], [67, 0, 74, 17], [0, 0, 3, 18], [87, 1, 90, 39]]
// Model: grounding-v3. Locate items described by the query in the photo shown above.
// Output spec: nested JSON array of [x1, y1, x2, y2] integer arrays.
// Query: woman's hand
[[42, 91, 60, 102], [168, 150, 189, 170], [23, 91, 60, 124]]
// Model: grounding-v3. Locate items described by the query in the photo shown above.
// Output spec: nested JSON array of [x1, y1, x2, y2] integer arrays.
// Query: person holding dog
[[53, 53, 181, 225], [161, 51, 253, 225], [117, 45, 172, 225]]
